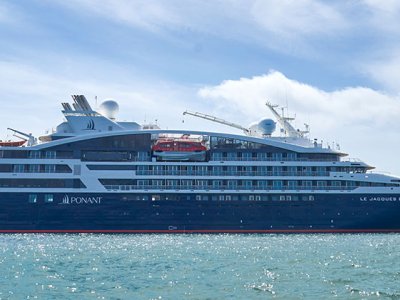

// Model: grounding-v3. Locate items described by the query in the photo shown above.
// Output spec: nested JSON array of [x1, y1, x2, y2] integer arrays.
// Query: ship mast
[[183, 110, 250, 135], [265, 101, 307, 138]]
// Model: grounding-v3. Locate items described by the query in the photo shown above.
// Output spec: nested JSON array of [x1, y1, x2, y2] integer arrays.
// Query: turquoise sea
[[0, 234, 399, 299]]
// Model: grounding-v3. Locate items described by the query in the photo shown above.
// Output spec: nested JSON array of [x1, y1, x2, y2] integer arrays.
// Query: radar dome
[[257, 118, 276, 135], [99, 100, 119, 120]]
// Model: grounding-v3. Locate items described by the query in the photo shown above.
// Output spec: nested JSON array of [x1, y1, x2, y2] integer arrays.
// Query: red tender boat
[[152, 139, 207, 161], [0, 140, 26, 147]]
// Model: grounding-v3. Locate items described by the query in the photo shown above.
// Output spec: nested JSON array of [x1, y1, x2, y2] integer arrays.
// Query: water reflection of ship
[[152, 137, 207, 161]]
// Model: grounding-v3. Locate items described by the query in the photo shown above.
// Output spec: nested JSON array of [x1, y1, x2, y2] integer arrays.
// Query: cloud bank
[[199, 71, 400, 131], [198, 71, 400, 174]]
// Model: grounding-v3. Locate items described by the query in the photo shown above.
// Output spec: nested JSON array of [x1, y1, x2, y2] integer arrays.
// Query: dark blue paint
[[0, 192, 399, 232]]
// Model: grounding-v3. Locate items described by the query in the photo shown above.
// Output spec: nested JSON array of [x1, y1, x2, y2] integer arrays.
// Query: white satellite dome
[[99, 100, 119, 120], [257, 118, 276, 135], [248, 118, 276, 136]]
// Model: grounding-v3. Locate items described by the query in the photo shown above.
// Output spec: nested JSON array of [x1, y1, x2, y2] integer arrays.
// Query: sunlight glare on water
[[0, 234, 399, 299]]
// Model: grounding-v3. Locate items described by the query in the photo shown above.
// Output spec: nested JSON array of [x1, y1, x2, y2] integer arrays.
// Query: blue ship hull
[[0, 192, 399, 233]]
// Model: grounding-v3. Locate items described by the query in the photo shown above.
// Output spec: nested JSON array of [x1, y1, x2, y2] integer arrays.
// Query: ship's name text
[[360, 196, 398, 202]]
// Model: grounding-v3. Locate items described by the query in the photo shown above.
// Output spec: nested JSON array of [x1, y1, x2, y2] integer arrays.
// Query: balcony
[[103, 184, 355, 192]]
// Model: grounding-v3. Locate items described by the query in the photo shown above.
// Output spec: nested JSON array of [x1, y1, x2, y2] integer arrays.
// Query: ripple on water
[[0, 234, 399, 299]]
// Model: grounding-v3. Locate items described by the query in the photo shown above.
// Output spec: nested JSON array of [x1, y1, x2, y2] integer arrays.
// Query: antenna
[[61, 103, 73, 112], [265, 101, 307, 138], [61, 95, 99, 117]]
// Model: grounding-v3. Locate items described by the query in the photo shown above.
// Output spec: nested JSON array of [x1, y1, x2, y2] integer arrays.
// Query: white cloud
[[354, 0, 400, 93], [199, 71, 400, 129], [48, 0, 400, 68], [52, 0, 183, 33], [50, 0, 400, 73], [50, 0, 347, 51], [198, 71, 400, 175], [44, 0, 400, 95], [358, 52, 400, 93], [53, 0, 349, 37], [0, 60, 208, 138], [251, 0, 348, 37], [362, 0, 400, 34]]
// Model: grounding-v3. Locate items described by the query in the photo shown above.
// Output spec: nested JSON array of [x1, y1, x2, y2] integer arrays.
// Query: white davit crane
[[7, 128, 37, 146], [265, 101, 308, 138], [183, 110, 250, 135]]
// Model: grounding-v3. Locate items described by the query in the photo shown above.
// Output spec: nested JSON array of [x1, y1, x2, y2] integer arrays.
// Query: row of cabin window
[[133, 165, 365, 175], [28, 194, 53, 203], [0, 179, 86, 188], [0, 150, 73, 159], [209, 136, 270, 149], [193, 194, 314, 201], [1, 150, 149, 161], [1, 163, 367, 175], [121, 194, 315, 202], [104, 179, 384, 187], [10, 164, 72, 173], [81, 151, 150, 161], [28, 193, 315, 203], [210, 152, 298, 161], [138, 165, 357, 172]]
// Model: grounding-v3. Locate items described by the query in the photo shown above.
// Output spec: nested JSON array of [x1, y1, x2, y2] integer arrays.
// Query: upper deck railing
[[104, 185, 356, 192]]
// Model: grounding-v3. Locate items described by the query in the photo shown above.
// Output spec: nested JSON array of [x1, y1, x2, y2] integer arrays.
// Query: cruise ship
[[0, 95, 399, 233]]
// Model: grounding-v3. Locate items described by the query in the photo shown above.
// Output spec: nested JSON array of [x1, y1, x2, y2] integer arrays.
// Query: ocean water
[[0, 234, 399, 299]]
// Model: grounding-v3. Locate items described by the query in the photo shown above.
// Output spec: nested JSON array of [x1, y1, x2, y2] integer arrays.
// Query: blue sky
[[1, 0, 400, 174], [0, 1, 386, 88]]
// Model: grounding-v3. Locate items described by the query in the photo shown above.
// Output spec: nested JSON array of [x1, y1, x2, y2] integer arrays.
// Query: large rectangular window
[[273, 180, 283, 190], [44, 194, 54, 203], [28, 194, 37, 203], [44, 164, 56, 173], [180, 179, 192, 189], [81, 151, 130, 161], [227, 180, 237, 189], [137, 152, 149, 161], [44, 151, 56, 159], [257, 181, 267, 189], [242, 152, 252, 161], [28, 151, 41, 159], [212, 180, 222, 189], [13, 164, 25, 173], [288, 180, 296, 189], [29, 164, 41, 173], [211, 152, 223, 161]]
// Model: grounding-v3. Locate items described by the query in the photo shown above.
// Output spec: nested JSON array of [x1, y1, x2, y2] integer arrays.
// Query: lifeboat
[[152, 139, 207, 161], [0, 140, 27, 147]]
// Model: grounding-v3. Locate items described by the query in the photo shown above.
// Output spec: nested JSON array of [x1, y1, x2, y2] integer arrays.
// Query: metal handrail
[[104, 185, 355, 191], [135, 171, 331, 177]]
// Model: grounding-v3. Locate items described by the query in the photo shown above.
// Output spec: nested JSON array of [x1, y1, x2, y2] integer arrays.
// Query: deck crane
[[183, 101, 307, 138], [7, 128, 37, 146], [183, 110, 251, 135]]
